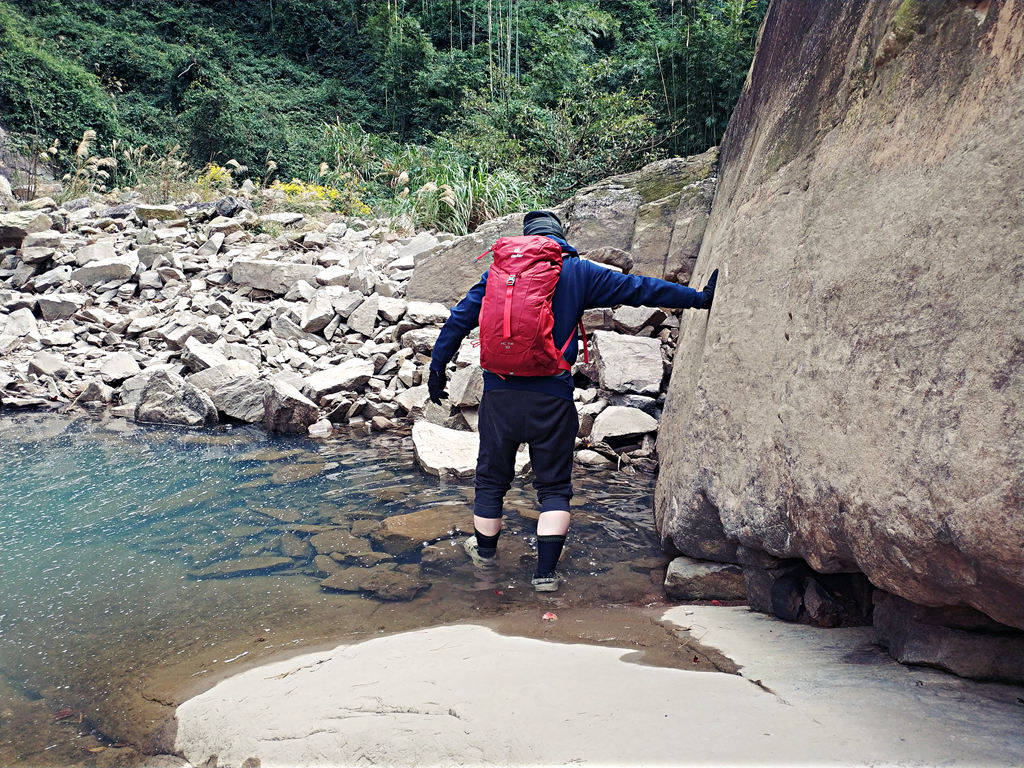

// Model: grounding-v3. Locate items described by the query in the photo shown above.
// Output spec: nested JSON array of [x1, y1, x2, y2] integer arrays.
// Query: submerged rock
[[319, 564, 430, 601], [189, 555, 293, 579], [370, 506, 471, 555]]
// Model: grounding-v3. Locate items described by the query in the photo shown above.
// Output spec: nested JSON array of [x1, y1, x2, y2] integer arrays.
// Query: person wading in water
[[428, 210, 718, 592]]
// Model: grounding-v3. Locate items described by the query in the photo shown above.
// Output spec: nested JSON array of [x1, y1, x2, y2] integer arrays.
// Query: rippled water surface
[[1, 411, 664, 764]]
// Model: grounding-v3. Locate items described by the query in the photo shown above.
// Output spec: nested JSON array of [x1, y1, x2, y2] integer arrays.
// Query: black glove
[[427, 367, 448, 405], [698, 268, 719, 310]]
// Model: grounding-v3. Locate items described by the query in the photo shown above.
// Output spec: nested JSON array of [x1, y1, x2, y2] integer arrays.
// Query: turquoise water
[[0, 411, 662, 763]]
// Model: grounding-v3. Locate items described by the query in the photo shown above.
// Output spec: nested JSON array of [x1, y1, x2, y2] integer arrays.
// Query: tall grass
[[322, 120, 539, 235]]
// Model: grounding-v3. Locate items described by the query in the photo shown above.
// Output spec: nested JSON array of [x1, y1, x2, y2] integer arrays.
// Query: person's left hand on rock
[[698, 268, 719, 310]]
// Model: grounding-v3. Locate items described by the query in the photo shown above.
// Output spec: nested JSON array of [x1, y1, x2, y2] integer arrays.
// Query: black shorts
[[473, 389, 579, 518]]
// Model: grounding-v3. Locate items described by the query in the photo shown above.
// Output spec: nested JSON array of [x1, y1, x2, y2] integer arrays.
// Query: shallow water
[[0, 411, 668, 764]]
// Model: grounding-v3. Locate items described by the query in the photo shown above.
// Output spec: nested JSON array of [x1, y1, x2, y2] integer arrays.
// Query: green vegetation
[[1, 0, 765, 225]]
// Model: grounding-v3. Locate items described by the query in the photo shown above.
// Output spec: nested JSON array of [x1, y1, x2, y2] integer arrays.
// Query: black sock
[[535, 534, 566, 578], [474, 528, 499, 558]]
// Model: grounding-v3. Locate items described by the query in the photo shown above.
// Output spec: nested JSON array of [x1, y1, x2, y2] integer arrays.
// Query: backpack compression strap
[[557, 320, 589, 371]]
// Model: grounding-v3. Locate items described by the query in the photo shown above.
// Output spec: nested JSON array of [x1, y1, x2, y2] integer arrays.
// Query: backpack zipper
[[503, 274, 516, 337]]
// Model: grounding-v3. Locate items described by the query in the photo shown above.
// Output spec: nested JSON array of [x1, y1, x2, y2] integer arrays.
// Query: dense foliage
[[1, 0, 765, 209]]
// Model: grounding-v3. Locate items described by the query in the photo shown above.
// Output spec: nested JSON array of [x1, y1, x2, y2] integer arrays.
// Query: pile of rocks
[[1, 193, 686, 476], [0, 195, 455, 433]]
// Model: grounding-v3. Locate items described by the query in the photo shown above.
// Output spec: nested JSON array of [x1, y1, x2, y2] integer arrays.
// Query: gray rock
[[589, 330, 663, 394], [574, 449, 614, 467], [303, 358, 374, 401], [300, 291, 335, 333], [75, 378, 114, 405], [873, 591, 1024, 684], [99, 351, 141, 384], [135, 370, 218, 427], [0, 211, 52, 246], [191, 555, 293, 579], [21, 229, 62, 249], [188, 362, 266, 423], [611, 306, 666, 334], [1, 307, 38, 337], [260, 211, 304, 226], [664, 556, 745, 601], [399, 327, 441, 354], [395, 384, 429, 415], [406, 212, 519, 304], [377, 296, 408, 323], [323, 286, 363, 319], [28, 350, 70, 379], [70, 254, 139, 286], [181, 337, 230, 372], [196, 230, 225, 257], [73, 242, 116, 265], [447, 365, 483, 408], [135, 204, 181, 221], [655, 0, 1024, 630], [590, 406, 658, 443], [230, 259, 323, 294], [406, 300, 449, 325], [584, 246, 633, 273], [31, 264, 73, 290], [37, 293, 86, 321], [320, 564, 430, 602], [412, 420, 528, 477], [346, 294, 379, 336], [263, 380, 318, 434]]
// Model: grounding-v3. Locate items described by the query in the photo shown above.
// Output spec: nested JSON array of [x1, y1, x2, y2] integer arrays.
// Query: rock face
[[655, 1, 1024, 632]]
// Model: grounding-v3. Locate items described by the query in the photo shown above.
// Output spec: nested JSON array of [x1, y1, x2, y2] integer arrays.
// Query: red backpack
[[476, 235, 587, 377]]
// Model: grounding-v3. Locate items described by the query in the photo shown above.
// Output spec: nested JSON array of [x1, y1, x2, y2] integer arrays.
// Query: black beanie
[[523, 210, 565, 240]]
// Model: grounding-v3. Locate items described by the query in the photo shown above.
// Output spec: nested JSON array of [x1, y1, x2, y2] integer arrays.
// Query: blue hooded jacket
[[429, 236, 706, 400]]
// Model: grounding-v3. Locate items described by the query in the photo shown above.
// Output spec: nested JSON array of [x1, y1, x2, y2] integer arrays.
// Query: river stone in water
[[135, 371, 218, 427], [320, 564, 430, 601], [412, 421, 528, 477], [370, 506, 472, 555], [189, 556, 293, 579]]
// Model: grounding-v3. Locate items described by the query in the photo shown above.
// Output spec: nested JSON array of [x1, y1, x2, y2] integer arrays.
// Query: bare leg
[[537, 510, 569, 536], [474, 515, 502, 537]]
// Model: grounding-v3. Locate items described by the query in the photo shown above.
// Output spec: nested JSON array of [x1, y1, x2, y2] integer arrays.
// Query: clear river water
[[0, 410, 677, 765]]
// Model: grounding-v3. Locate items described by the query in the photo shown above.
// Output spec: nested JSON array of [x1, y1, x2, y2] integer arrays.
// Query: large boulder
[[231, 259, 323, 294], [404, 151, 717, 305], [405, 212, 520, 304], [135, 371, 218, 427], [655, 1, 1024, 634]]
